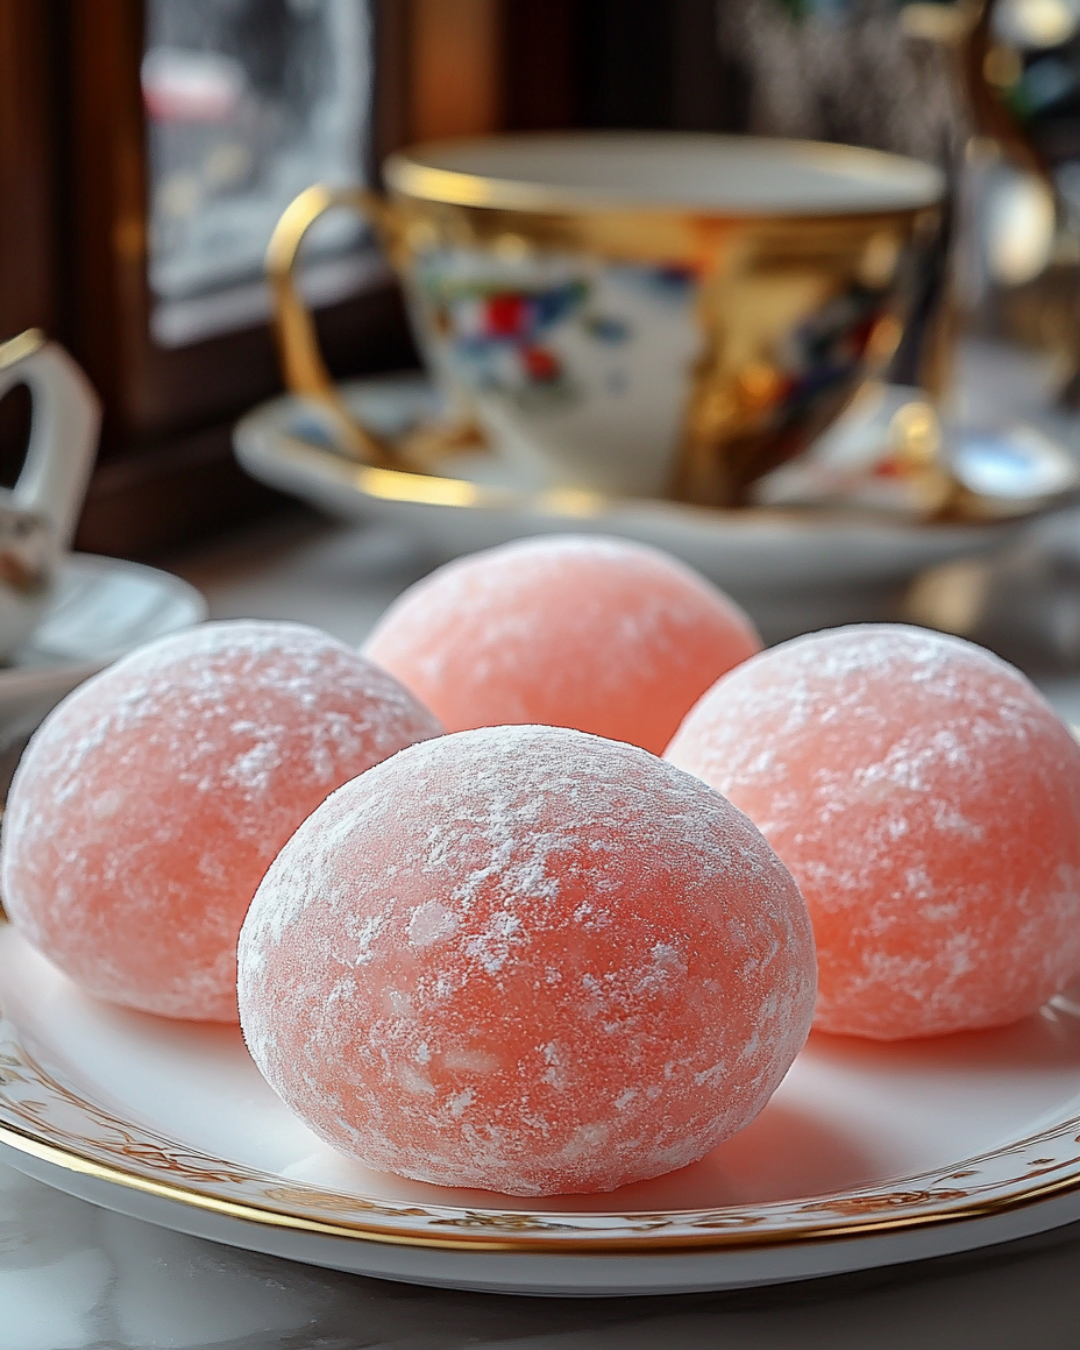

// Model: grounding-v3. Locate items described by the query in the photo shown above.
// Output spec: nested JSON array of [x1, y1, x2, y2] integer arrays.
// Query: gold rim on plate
[[4, 974, 1080, 1255]]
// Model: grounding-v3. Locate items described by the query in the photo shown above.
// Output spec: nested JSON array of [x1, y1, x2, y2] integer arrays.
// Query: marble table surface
[[6, 1155, 1080, 1350], [9, 510, 1080, 1348]]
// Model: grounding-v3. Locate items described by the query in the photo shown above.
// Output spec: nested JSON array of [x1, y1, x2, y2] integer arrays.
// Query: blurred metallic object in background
[[964, 0, 1080, 406], [719, 0, 975, 395], [972, 152, 1057, 284]]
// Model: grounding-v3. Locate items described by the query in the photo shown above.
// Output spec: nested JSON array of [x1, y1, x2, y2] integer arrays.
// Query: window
[[143, 0, 381, 347]]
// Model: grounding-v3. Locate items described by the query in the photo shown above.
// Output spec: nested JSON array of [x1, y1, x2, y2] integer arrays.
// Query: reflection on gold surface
[[360, 465, 486, 509], [286, 433, 609, 520]]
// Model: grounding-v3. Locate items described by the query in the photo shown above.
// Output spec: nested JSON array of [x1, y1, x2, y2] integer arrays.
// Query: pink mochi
[[363, 534, 761, 755], [1, 620, 442, 1021], [238, 724, 816, 1196], [666, 624, 1080, 1040]]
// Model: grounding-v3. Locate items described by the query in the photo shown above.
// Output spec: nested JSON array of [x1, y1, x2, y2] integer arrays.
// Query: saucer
[[4, 922, 1080, 1298], [233, 376, 1017, 601], [0, 554, 206, 746]]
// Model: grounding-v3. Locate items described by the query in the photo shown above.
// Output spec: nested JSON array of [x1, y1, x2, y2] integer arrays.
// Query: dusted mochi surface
[[665, 624, 1080, 1041], [1, 620, 443, 1022], [363, 535, 761, 756], [238, 725, 815, 1196]]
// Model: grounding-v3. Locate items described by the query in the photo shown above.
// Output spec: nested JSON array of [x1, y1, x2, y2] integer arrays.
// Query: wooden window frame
[[0, 0, 583, 556]]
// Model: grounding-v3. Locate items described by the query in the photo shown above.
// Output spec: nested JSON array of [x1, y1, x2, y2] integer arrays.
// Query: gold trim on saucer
[[275, 425, 610, 519], [255, 418, 986, 543]]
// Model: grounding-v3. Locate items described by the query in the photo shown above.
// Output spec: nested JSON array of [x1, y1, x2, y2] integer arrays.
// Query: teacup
[[0, 330, 99, 660], [268, 133, 944, 507]]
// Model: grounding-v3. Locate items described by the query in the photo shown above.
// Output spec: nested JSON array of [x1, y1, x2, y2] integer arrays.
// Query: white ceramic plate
[[0, 554, 207, 746], [4, 925, 1080, 1297], [233, 377, 1015, 599]]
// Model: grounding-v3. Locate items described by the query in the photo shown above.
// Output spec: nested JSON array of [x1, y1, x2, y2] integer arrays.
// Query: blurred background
[[0, 0, 973, 552], [7, 0, 1080, 677]]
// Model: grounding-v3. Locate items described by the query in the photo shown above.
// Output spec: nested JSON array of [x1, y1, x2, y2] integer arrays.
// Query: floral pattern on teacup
[[405, 246, 895, 499], [413, 252, 698, 403], [405, 252, 701, 495]]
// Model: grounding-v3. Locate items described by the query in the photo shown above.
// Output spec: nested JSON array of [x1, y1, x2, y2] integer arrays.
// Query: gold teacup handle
[[266, 184, 397, 465]]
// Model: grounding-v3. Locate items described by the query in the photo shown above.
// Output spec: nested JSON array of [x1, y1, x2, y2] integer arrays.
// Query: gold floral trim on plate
[[4, 999, 1080, 1254]]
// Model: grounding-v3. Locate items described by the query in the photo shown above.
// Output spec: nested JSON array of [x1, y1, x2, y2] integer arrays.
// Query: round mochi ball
[[666, 624, 1080, 1041], [363, 534, 761, 755], [1, 620, 443, 1022], [238, 724, 815, 1196]]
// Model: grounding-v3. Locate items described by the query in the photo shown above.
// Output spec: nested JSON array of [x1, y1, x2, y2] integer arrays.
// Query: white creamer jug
[[0, 330, 99, 661]]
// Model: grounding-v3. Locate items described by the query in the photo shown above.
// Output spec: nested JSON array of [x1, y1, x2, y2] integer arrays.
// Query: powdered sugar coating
[[238, 725, 815, 1196], [666, 624, 1080, 1040], [1, 620, 443, 1021], [363, 535, 761, 755]]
